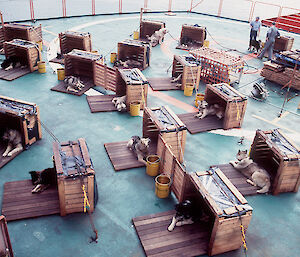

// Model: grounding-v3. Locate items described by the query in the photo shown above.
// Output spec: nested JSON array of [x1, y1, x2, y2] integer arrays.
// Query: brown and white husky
[[195, 100, 225, 120], [2, 129, 23, 157]]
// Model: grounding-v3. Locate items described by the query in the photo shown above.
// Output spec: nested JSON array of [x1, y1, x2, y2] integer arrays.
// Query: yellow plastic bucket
[[57, 68, 65, 80], [110, 52, 117, 63], [155, 174, 171, 199], [146, 155, 160, 177], [133, 31, 139, 40], [195, 93, 205, 107], [38, 61, 46, 73], [130, 102, 140, 116], [38, 41, 43, 51], [91, 50, 98, 54], [203, 40, 210, 47], [184, 85, 194, 96]]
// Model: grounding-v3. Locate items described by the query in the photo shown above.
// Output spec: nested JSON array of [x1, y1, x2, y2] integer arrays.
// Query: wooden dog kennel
[[143, 106, 187, 162], [274, 35, 294, 52], [117, 39, 151, 70], [0, 95, 42, 168], [3, 39, 40, 72], [250, 129, 300, 195], [53, 138, 96, 216], [0, 27, 5, 51], [190, 47, 244, 85], [3, 23, 42, 44], [139, 19, 165, 41], [0, 216, 13, 257], [59, 31, 92, 55], [177, 24, 206, 50]]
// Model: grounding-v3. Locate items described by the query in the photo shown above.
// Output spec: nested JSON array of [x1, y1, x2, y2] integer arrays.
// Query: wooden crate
[[178, 24, 206, 47], [59, 31, 92, 55], [0, 216, 14, 257], [3, 23, 42, 44], [250, 129, 300, 195], [143, 106, 187, 162], [0, 95, 42, 168], [139, 19, 165, 41], [182, 167, 252, 256], [0, 27, 4, 49], [172, 54, 201, 90], [4, 39, 40, 72], [274, 36, 294, 52], [53, 138, 96, 216], [190, 47, 244, 84], [117, 39, 151, 70], [205, 83, 247, 129]]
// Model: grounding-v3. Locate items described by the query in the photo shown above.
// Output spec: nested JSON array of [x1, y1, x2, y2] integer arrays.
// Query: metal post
[[168, 0, 172, 12], [62, 0, 67, 17], [217, 0, 223, 17], [92, 0, 95, 15], [144, 0, 148, 9], [29, 0, 35, 21], [190, 0, 194, 12], [119, 0, 122, 14], [248, 1, 255, 22]]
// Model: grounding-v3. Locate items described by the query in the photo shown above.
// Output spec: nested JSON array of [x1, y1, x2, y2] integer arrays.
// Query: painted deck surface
[[0, 12, 299, 257]]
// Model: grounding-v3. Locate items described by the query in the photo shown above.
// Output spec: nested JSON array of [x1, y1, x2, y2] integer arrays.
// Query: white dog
[[119, 59, 142, 69], [230, 150, 271, 194], [195, 100, 224, 120], [112, 95, 127, 112], [2, 129, 23, 157], [147, 28, 168, 47]]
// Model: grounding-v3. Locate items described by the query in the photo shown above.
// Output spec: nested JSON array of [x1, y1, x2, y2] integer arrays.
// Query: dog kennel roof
[[8, 39, 38, 49], [176, 54, 201, 66], [67, 49, 102, 61], [0, 96, 37, 117], [118, 68, 148, 85], [64, 31, 90, 37]]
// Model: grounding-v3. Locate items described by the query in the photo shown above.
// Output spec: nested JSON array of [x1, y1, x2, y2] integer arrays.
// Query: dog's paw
[[229, 161, 236, 166], [2, 153, 8, 157], [7, 152, 13, 157]]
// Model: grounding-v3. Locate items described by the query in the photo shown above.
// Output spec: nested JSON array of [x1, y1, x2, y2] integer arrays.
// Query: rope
[[235, 100, 241, 121], [37, 119, 60, 143], [167, 31, 179, 42]]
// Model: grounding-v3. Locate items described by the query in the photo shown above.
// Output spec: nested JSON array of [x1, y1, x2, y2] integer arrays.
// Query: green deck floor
[[0, 12, 300, 257]]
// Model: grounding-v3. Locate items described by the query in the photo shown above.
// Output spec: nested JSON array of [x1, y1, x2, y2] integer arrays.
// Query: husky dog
[[147, 28, 168, 47], [195, 100, 224, 120], [63, 76, 85, 93], [230, 150, 271, 194], [112, 95, 127, 112], [119, 59, 142, 69], [1, 56, 27, 71], [171, 73, 182, 85], [0, 248, 9, 257], [29, 168, 57, 193], [249, 39, 261, 53], [168, 200, 203, 232], [2, 129, 23, 157], [127, 136, 151, 164]]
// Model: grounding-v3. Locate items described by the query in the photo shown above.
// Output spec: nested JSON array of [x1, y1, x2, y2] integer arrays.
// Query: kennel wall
[[53, 138, 96, 216], [250, 129, 300, 195], [3, 23, 42, 44], [0, 27, 4, 49], [204, 83, 247, 129], [59, 31, 92, 55], [274, 36, 294, 52], [190, 47, 244, 85], [179, 24, 206, 46], [0, 216, 14, 257], [143, 106, 187, 162], [172, 54, 201, 90], [182, 167, 252, 256], [139, 19, 165, 41], [4, 39, 40, 72], [117, 39, 151, 70]]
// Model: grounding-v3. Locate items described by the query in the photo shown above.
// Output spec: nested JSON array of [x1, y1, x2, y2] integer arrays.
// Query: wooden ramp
[[177, 113, 223, 134], [1, 180, 60, 221], [104, 141, 156, 171], [133, 210, 209, 257], [0, 68, 31, 81], [86, 94, 117, 113], [0, 142, 23, 169], [148, 78, 180, 91], [215, 164, 259, 196], [49, 57, 65, 65], [51, 77, 94, 96]]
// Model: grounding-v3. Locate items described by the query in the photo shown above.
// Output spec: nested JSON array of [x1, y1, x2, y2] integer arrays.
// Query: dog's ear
[[238, 150, 241, 154]]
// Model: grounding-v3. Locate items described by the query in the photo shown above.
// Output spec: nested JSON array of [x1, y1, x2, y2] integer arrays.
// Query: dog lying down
[[1, 56, 27, 71], [112, 95, 127, 112], [127, 136, 150, 164], [29, 168, 57, 194], [195, 100, 225, 120], [63, 76, 86, 93], [2, 129, 23, 157], [146, 28, 168, 47], [118, 59, 142, 69], [230, 150, 271, 194]]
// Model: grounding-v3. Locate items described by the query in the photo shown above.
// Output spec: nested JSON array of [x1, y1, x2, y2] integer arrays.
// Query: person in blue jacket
[[248, 16, 261, 50]]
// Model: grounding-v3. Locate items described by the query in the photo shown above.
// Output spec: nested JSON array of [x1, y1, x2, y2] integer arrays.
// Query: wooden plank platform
[[104, 141, 157, 171], [1, 179, 60, 221], [51, 77, 94, 96], [0, 142, 23, 169], [215, 164, 259, 196], [148, 78, 180, 91], [132, 210, 209, 257], [49, 57, 65, 65], [0, 68, 31, 81], [86, 94, 117, 113], [177, 113, 223, 134]]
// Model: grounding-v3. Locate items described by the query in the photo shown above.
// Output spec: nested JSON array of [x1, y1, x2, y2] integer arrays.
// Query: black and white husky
[[1, 56, 27, 71], [127, 136, 151, 164], [195, 100, 224, 120], [63, 76, 85, 93], [2, 129, 23, 157], [29, 168, 57, 193], [112, 95, 127, 112]]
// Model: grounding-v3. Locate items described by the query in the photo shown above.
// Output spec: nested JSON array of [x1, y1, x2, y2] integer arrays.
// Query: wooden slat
[[148, 77, 180, 91], [0, 67, 31, 81], [0, 142, 23, 169], [86, 94, 117, 113]]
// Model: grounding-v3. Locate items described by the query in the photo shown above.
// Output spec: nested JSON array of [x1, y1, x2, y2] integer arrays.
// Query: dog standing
[[63, 76, 85, 93], [1, 56, 27, 71], [146, 28, 168, 47], [249, 39, 261, 53], [230, 150, 271, 194], [127, 136, 150, 164], [2, 129, 23, 157], [29, 168, 57, 193], [195, 100, 224, 120], [112, 95, 127, 112]]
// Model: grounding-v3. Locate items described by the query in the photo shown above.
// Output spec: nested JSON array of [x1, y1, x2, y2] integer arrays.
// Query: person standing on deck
[[248, 16, 261, 50], [258, 22, 280, 60]]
